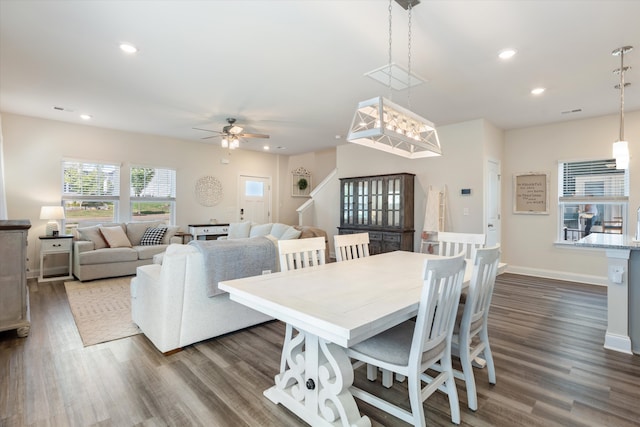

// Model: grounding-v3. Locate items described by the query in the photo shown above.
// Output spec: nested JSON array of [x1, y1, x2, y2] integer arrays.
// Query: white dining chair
[[347, 253, 467, 426], [277, 236, 326, 373], [334, 232, 370, 262], [451, 244, 501, 411], [437, 231, 486, 260]]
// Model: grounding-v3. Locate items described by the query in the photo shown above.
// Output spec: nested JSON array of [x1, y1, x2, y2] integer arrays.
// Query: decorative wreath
[[297, 178, 309, 191]]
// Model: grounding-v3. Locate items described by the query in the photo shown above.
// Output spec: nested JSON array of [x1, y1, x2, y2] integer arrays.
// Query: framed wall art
[[513, 172, 549, 214]]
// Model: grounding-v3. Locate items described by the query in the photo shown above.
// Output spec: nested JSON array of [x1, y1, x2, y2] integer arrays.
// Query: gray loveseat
[[72, 221, 181, 281]]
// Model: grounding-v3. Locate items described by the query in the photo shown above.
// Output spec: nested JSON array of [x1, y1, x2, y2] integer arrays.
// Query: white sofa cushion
[[227, 221, 252, 239], [280, 226, 302, 240], [249, 222, 273, 237]]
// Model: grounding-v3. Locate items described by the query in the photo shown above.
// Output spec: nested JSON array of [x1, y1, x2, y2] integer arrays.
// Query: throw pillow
[[227, 221, 252, 239], [280, 226, 302, 240], [270, 223, 290, 239], [139, 226, 167, 246], [249, 223, 273, 238], [77, 225, 108, 250], [99, 226, 132, 248], [126, 221, 163, 246]]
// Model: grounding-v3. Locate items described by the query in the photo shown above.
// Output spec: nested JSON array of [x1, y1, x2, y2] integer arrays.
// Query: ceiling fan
[[194, 118, 270, 149]]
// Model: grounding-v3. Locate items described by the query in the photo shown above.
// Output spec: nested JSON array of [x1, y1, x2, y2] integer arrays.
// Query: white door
[[239, 175, 271, 223], [485, 159, 501, 247]]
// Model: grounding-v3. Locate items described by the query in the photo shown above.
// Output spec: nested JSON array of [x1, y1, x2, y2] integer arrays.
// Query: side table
[[39, 235, 74, 282]]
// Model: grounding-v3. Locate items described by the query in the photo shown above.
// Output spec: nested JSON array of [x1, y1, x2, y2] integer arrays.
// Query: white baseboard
[[604, 332, 633, 354], [505, 265, 607, 287]]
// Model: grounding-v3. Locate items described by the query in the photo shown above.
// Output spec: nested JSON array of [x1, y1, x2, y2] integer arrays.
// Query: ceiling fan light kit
[[347, 0, 441, 159], [194, 117, 269, 151], [612, 46, 633, 170]]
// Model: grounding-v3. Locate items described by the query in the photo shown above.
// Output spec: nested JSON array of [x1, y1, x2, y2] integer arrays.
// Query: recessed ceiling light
[[531, 87, 546, 95], [80, 114, 92, 120], [119, 43, 138, 54], [498, 49, 517, 60], [263, 145, 270, 150]]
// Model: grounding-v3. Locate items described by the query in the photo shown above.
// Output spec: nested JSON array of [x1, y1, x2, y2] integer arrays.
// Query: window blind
[[62, 160, 120, 199], [559, 159, 628, 201], [130, 167, 176, 199]]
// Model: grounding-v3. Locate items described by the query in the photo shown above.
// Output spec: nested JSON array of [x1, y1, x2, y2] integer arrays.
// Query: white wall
[[333, 119, 494, 254], [279, 148, 337, 226], [1, 113, 287, 274], [503, 110, 640, 284]]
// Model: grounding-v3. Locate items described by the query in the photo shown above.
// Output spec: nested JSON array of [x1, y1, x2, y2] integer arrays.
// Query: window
[[558, 159, 628, 241], [130, 166, 176, 224], [62, 160, 120, 232]]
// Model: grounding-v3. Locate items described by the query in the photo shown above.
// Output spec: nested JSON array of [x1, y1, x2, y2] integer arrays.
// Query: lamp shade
[[613, 140, 630, 170], [40, 205, 65, 220]]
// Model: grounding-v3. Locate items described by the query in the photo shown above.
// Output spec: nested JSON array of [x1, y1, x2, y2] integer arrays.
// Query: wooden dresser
[[0, 220, 31, 337], [338, 173, 415, 254]]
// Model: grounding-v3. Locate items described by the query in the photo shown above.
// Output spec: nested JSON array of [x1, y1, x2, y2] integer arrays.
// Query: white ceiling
[[1, 0, 639, 155]]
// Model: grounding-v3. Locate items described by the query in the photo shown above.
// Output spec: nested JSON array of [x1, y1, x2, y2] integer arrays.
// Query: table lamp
[[40, 206, 65, 236]]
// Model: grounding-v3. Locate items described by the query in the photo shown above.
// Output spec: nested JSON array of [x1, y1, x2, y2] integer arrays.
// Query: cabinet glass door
[[371, 178, 383, 226], [387, 177, 402, 227], [343, 181, 355, 225], [357, 180, 369, 225]]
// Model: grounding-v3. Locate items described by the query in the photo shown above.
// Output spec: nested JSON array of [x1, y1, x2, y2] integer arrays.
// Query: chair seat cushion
[[350, 320, 447, 367]]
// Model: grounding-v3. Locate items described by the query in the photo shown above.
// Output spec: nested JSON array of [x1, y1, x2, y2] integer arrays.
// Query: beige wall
[[4, 108, 639, 284], [1, 113, 289, 273], [331, 119, 495, 255], [279, 148, 337, 226], [503, 110, 640, 284]]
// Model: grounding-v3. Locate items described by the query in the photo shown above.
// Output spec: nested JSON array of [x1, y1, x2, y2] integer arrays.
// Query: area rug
[[64, 277, 141, 346]]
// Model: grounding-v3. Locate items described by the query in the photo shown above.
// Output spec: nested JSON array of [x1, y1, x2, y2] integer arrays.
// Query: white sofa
[[131, 241, 275, 354]]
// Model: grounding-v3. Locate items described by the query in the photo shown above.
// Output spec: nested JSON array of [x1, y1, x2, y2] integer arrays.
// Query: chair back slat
[[334, 232, 370, 262], [437, 231, 486, 259], [278, 237, 326, 272], [462, 245, 501, 337], [411, 253, 466, 366]]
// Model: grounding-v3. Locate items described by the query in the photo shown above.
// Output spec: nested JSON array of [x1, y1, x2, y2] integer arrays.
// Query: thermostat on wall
[[461, 188, 471, 196]]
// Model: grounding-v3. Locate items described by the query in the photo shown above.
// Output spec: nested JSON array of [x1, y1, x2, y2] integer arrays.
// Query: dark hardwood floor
[[1, 273, 639, 426]]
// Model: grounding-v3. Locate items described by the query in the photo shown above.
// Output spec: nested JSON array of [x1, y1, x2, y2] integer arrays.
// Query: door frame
[[484, 157, 501, 247], [238, 174, 272, 223]]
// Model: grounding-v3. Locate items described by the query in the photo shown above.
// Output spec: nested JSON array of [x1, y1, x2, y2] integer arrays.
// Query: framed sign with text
[[513, 172, 549, 214]]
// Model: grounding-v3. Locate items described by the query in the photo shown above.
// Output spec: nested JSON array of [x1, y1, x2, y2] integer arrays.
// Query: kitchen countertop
[[575, 233, 640, 250]]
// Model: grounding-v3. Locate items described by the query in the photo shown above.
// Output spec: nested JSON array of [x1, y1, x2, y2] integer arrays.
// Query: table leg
[[264, 327, 371, 427]]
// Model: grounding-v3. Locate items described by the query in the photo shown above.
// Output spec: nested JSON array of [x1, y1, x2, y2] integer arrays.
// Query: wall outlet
[[262, 270, 272, 275], [463, 208, 470, 216]]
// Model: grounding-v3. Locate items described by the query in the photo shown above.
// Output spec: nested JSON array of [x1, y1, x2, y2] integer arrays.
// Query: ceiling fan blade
[[201, 135, 222, 140], [239, 133, 270, 139], [193, 127, 223, 134]]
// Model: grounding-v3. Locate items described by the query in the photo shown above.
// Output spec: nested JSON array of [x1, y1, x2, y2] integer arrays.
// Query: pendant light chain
[[407, 1, 413, 108], [388, 0, 393, 100]]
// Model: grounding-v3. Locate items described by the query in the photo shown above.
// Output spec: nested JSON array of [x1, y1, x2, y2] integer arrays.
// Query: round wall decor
[[195, 175, 223, 206]]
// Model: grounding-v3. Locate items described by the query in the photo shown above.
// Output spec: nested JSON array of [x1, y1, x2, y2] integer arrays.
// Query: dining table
[[218, 250, 506, 427]]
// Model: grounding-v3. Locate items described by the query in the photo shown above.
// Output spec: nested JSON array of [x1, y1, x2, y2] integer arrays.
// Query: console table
[[188, 224, 229, 240]]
